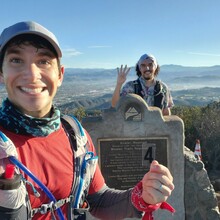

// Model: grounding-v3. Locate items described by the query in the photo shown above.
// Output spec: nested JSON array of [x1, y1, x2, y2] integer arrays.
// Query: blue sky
[[1, 0, 220, 69]]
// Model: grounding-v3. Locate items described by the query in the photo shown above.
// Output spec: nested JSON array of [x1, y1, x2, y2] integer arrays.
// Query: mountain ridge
[[58, 64, 220, 110], [0, 65, 219, 110]]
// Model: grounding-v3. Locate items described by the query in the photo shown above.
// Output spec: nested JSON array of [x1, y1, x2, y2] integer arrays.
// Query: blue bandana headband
[[138, 54, 158, 69]]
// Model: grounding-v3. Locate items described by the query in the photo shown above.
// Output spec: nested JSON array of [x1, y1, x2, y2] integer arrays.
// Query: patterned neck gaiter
[[0, 98, 61, 137]]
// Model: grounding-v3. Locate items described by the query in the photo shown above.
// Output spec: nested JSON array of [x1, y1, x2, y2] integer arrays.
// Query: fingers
[[143, 175, 173, 195], [116, 65, 130, 85], [141, 160, 174, 204], [142, 185, 170, 204], [150, 160, 173, 183], [117, 64, 130, 76], [142, 171, 174, 194]]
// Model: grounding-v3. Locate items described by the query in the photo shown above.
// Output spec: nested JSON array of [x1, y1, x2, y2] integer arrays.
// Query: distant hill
[[0, 65, 219, 110], [160, 64, 220, 73], [58, 65, 220, 109], [63, 65, 220, 88], [172, 87, 220, 106], [58, 86, 220, 112], [65, 65, 220, 77]]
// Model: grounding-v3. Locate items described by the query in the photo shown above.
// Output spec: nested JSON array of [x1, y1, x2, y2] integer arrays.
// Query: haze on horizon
[[1, 0, 220, 69]]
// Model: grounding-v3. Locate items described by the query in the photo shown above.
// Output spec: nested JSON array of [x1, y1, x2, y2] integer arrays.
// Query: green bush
[[172, 102, 220, 169]]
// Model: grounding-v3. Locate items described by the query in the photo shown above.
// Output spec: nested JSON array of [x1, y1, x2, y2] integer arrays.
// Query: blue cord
[[74, 152, 98, 208], [9, 156, 65, 220], [71, 115, 85, 137]]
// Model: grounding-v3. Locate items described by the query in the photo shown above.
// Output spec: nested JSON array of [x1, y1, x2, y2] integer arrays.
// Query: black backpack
[[133, 79, 165, 109]]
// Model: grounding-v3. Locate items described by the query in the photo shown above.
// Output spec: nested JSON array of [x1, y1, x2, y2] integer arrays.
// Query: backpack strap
[[133, 79, 165, 109], [61, 115, 88, 156], [133, 79, 144, 98], [61, 115, 87, 190], [61, 115, 98, 220], [153, 80, 165, 109]]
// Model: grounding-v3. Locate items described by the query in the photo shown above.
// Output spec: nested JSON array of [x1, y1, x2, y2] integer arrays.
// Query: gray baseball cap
[[138, 53, 157, 68], [0, 21, 62, 57]]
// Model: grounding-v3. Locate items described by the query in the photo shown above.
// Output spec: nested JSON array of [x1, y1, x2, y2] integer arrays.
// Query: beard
[[143, 76, 152, 81], [142, 71, 154, 81]]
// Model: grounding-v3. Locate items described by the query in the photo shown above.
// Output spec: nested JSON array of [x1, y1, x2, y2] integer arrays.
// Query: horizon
[[64, 63, 220, 70], [1, 1, 220, 69]]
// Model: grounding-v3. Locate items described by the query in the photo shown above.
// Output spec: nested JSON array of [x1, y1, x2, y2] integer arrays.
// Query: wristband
[[131, 181, 175, 220]]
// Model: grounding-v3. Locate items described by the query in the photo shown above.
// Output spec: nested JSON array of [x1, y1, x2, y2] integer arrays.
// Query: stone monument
[[82, 94, 185, 220]]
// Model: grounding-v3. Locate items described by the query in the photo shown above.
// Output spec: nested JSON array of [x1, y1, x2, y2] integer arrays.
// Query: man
[[111, 54, 174, 116], [0, 21, 174, 220]]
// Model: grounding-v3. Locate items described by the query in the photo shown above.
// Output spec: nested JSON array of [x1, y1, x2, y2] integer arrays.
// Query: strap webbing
[[31, 196, 75, 217]]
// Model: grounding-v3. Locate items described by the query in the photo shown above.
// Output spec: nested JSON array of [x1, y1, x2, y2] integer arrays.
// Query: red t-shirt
[[0, 125, 105, 219]]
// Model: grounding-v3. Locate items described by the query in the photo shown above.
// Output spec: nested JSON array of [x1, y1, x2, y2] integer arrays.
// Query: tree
[[172, 103, 220, 170], [172, 106, 202, 149], [73, 107, 86, 122]]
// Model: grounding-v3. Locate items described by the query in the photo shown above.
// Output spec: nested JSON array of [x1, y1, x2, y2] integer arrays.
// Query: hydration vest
[[3, 115, 97, 220], [133, 79, 165, 109]]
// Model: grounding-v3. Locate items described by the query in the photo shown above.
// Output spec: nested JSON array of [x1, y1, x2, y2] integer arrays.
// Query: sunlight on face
[[139, 59, 157, 81], [1, 43, 64, 118]]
